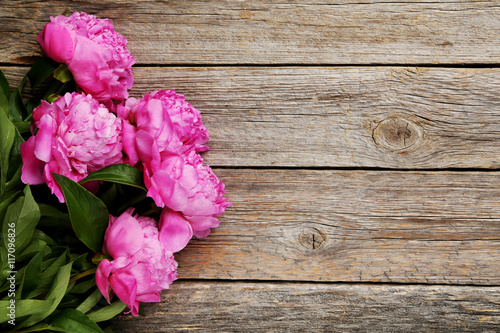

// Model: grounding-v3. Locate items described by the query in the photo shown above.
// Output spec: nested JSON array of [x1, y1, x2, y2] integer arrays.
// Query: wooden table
[[2, 1, 500, 331]]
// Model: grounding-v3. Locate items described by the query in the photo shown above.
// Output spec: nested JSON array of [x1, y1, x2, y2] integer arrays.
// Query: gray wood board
[[173, 169, 500, 285], [3, 66, 500, 168], [111, 281, 500, 332], [2, 1, 500, 65]]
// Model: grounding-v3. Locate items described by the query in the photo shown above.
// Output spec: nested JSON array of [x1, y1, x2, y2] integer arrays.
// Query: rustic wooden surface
[[2, 0, 500, 332]]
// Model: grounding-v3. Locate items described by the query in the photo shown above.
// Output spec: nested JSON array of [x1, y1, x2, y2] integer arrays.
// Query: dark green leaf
[[53, 64, 73, 84], [43, 246, 66, 261], [26, 98, 40, 115], [0, 70, 11, 100], [71, 253, 89, 271], [16, 323, 70, 332], [0, 108, 16, 192], [50, 308, 103, 333], [17, 239, 48, 262], [53, 174, 109, 253], [70, 279, 96, 294], [6, 127, 24, 183], [27, 58, 59, 90], [59, 293, 83, 308], [9, 86, 27, 122], [14, 120, 32, 134], [28, 249, 67, 299], [2, 186, 41, 255], [80, 164, 146, 190], [0, 299, 53, 324], [42, 79, 65, 102], [20, 262, 73, 328], [76, 289, 103, 314], [20, 251, 44, 299], [38, 204, 71, 229], [87, 300, 126, 323], [32, 229, 57, 246], [0, 70, 10, 116]]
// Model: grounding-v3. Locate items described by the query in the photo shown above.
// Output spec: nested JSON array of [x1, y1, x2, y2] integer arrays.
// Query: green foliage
[[53, 64, 73, 84], [79, 164, 146, 191], [0, 61, 156, 332], [50, 308, 104, 333], [53, 174, 109, 254]]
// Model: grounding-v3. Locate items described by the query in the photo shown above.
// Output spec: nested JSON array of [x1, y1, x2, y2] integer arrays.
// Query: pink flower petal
[[159, 209, 193, 253], [34, 114, 55, 163], [104, 212, 144, 259], [37, 22, 74, 64], [109, 272, 138, 316], [150, 170, 189, 211], [20, 136, 45, 185], [95, 259, 113, 302]]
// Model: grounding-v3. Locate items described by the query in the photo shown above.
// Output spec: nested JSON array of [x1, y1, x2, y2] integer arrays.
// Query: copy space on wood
[[111, 281, 500, 333], [1, 0, 500, 65], [174, 169, 500, 285], [3, 66, 500, 169]]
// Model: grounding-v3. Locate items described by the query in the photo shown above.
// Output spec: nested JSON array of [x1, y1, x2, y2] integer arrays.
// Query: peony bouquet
[[0, 12, 230, 332]]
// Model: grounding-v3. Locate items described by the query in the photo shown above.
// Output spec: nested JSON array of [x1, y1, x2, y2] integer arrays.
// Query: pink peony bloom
[[20, 92, 123, 202], [37, 12, 135, 102], [96, 209, 178, 316], [147, 152, 231, 239], [117, 89, 209, 167]]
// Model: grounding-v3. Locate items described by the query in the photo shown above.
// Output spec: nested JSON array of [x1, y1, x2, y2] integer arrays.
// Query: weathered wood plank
[[111, 281, 500, 332], [4, 66, 500, 169], [2, 1, 500, 65], [174, 169, 500, 285]]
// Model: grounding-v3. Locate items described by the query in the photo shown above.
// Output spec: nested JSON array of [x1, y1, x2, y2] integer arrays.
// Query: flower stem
[[69, 267, 97, 284]]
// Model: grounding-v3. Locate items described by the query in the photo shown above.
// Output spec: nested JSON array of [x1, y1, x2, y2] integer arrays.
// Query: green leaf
[[38, 204, 71, 229], [20, 251, 43, 299], [2, 185, 41, 256], [53, 174, 109, 253], [50, 308, 104, 333], [0, 70, 10, 116], [59, 293, 83, 308], [32, 229, 57, 246], [76, 289, 103, 314], [28, 249, 67, 299], [16, 323, 70, 332], [80, 164, 146, 190], [0, 108, 16, 192], [8, 85, 27, 122], [53, 64, 73, 84], [87, 300, 126, 323], [17, 239, 48, 262], [6, 127, 24, 184], [14, 120, 32, 134], [71, 253, 89, 271], [0, 299, 53, 324], [20, 262, 73, 328], [27, 58, 59, 90], [0, 70, 11, 100], [0, 190, 20, 275], [71, 279, 96, 295]]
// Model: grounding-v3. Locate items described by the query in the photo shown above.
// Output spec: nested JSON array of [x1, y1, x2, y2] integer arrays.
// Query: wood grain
[[172, 169, 500, 285], [2, 1, 500, 65], [3, 66, 500, 168], [111, 281, 500, 332]]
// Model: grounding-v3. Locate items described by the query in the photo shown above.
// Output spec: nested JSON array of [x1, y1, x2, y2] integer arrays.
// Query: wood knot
[[298, 228, 326, 250], [372, 116, 422, 151]]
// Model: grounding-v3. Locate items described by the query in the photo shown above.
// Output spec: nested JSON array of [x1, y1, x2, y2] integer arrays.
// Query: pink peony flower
[[148, 152, 231, 240], [37, 12, 135, 102], [117, 89, 209, 167], [20, 92, 123, 202], [96, 209, 178, 316]]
